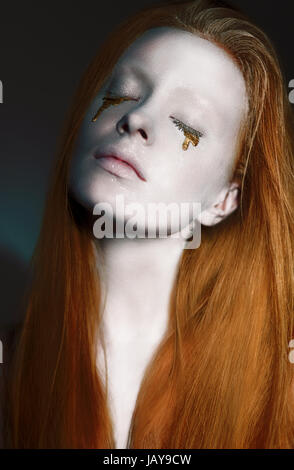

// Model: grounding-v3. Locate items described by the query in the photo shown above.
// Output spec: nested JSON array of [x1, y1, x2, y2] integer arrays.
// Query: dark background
[[0, 0, 293, 330]]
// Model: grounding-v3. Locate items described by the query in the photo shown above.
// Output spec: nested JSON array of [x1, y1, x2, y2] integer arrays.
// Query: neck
[[94, 234, 186, 345]]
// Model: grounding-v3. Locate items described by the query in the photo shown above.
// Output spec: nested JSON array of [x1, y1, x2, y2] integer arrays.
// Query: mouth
[[94, 152, 146, 182]]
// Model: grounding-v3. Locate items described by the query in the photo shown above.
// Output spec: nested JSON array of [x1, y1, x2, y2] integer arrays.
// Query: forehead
[[112, 27, 248, 131]]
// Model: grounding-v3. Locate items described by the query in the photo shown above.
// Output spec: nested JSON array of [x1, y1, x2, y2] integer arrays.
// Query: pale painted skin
[[69, 27, 248, 448]]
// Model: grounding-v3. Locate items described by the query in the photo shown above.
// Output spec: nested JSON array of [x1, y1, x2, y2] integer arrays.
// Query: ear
[[199, 181, 240, 227]]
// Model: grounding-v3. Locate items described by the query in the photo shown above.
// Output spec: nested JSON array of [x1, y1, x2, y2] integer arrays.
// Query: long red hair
[[4, 0, 294, 448]]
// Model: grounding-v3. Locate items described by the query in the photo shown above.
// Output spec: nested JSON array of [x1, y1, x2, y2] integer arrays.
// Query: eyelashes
[[91, 92, 203, 150], [91, 92, 137, 122], [170, 116, 203, 151]]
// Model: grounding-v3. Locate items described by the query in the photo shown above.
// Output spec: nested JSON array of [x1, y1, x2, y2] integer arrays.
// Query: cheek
[[70, 124, 96, 162], [70, 107, 113, 166], [149, 155, 209, 206], [207, 135, 238, 184], [158, 140, 235, 207], [196, 139, 238, 207], [76, 93, 114, 151]]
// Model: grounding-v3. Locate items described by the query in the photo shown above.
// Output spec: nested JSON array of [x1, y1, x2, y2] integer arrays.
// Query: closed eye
[[105, 90, 140, 101], [91, 91, 139, 122], [170, 116, 203, 151], [170, 116, 203, 140]]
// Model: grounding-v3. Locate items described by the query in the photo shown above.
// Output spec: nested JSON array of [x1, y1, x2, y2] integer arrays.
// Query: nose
[[116, 109, 154, 145]]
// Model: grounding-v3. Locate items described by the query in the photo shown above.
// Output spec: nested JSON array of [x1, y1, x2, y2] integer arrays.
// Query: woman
[[3, 0, 294, 448]]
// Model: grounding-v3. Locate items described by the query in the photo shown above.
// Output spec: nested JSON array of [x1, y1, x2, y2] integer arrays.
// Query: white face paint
[[69, 26, 248, 231]]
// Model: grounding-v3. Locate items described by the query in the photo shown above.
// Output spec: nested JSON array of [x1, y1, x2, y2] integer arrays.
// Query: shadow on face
[[69, 26, 248, 234]]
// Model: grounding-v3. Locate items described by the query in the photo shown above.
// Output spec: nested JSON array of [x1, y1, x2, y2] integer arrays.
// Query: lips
[[94, 151, 146, 182]]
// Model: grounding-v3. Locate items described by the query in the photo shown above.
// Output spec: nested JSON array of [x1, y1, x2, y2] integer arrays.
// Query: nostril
[[139, 128, 147, 139], [122, 123, 129, 133]]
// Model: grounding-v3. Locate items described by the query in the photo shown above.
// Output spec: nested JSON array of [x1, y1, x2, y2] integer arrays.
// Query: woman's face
[[69, 27, 248, 232]]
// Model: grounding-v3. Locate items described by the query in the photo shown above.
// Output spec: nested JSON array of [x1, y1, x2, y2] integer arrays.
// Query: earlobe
[[199, 181, 240, 227]]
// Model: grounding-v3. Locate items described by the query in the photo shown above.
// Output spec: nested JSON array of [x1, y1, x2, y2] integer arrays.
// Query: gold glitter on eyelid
[[91, 93, 135, 122], [171, 117, 202, 151], [182, 131, 200, 151]]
